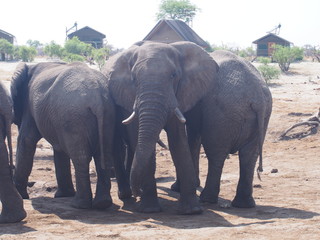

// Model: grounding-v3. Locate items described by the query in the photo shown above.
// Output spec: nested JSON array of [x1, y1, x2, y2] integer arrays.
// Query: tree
[[92, 47, 109, 70], [16, 46, 37, 62], [26, 39, 42, 48], [272, 45, 304, 72], [0, 39, 14, 61], [44, 41, 64, 58], [64, 37, 93, 62], [303, 44, 320, 62], [156, 0, 199, 24]]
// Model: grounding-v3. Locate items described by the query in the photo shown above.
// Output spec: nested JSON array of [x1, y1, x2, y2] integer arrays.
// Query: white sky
[[1, 0, 319, 49]]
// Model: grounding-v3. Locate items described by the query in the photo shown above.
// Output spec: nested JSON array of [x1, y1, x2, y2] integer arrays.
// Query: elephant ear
[[10, 63, 29, 126], [102, 45, 139, 112], [171, 41, 219, 113]]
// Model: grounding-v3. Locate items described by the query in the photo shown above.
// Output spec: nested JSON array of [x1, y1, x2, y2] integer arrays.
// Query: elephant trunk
[[130, 85, 169, 197]]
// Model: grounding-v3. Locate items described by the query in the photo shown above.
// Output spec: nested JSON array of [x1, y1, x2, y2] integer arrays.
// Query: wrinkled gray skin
[[11, 62, 115, 209], [0, 81, 26, 223], [173, 50, 272, 208], [102, 41, 219, 214]]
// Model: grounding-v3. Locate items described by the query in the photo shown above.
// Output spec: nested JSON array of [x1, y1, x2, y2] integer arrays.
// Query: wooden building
[[253, 33, 292, 57], [67, 26, 106, 49], [0, 29, 14, 44], [143, 19, 209, 49]]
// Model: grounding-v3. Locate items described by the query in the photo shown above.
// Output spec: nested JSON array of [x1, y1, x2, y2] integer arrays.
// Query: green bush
[[16, 46, 37, 62], [258, 57, 271, 65], [44, 41, 64, 58], [272, 45, 304, 72], [63, 53, 85, 63], [92, 48, 109, 70], [64, 37, 93, 56], [258, 64, 280, 83]]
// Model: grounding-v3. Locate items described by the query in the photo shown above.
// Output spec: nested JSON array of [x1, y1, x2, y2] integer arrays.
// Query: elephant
[[11, 62, 115, 209], [102, 41, 219, 214], [173, 50, 272, 208], [0, 80, 26, 223]]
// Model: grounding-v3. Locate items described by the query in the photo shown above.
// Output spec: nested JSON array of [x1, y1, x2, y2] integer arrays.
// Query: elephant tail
[[6, 109, 13, 178], [91, 95, 115, 171], [10, 63, 29, 127], [255, 89, 272, 181]]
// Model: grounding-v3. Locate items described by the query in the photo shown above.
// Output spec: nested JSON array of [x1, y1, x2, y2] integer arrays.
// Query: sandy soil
[[0, 60, 319, 239]]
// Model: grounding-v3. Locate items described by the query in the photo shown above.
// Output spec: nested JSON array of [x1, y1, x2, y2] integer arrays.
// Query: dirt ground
[[0, 59, 319, 239]]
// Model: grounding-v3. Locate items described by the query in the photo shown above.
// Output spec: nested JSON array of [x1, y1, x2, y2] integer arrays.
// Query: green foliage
[[44, 41, 64, 58], [257, 57, 280, 84], [64, 37, 93, 56], [204, 41, 214, 52], [238, 47, 255, 59], [0, 39, 14, 60], [63, 53, 85, 63], [16, 46, 37, 62], [156, 0, 199, 24], [92, 48, 109, 70], [43, 37, 111, 65], [272, 45, 304, 72], [26, 39, 42, 48], [258, 64, 280, 83], [258, 57, 271, 65]]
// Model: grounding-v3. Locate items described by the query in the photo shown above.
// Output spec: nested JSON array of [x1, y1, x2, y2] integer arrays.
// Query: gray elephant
[[102, 41, 219, 214], [174, 50, 272, 208], [11, 62, 115, 209], [0, 81, 26, 223]]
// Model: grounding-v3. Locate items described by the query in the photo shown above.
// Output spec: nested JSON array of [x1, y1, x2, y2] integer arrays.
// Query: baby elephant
[[0, 81, 26, 223], [11, 62, 115, 209]]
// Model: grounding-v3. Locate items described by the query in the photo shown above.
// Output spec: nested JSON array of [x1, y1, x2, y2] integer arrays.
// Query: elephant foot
[[14, 183, 29, 199], [178, 195, 203, 215], [200, 189, 218, 204], [54, 188, 76, 198], [138, 197, 162, 213], [71, 197, 92, 209], [0, 209, 27, 224], [92, 195, 113, 210], [118, 187, 132, 200], [170, 181, 180, 192], [171, 179, 200, 193], [232, 195, 256, 208]]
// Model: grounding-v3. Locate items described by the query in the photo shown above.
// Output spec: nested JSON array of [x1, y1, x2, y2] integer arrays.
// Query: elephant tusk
[[174, 107, 186, 124], [122, 111, 136, 125]]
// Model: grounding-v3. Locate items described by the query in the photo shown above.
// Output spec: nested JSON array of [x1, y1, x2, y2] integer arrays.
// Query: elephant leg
[[138, 151, 161, 213], [232, 141, 259, 208], [171, 106, 202, 192], [70, 158, 92, 209], [14, 118, 41, 199], [0, 177, 27, 223], [166, 119, 202, 215], [200, 147, 227, 203], [92, 155, 113, 209], [53, 150, 75, 198], [171, 121, 202, 192], [113, 131, 132, 200], [0, 138, 26, 223]]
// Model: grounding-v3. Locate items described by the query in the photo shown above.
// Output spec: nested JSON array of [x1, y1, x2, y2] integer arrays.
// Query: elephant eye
[[171, 72, 177, 79]]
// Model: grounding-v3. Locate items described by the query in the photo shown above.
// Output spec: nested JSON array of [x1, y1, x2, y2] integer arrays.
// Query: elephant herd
[[0, 41, 272, 223]]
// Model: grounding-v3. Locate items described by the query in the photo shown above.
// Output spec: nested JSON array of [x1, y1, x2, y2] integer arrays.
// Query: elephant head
[[102, 41, 219, 196]]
